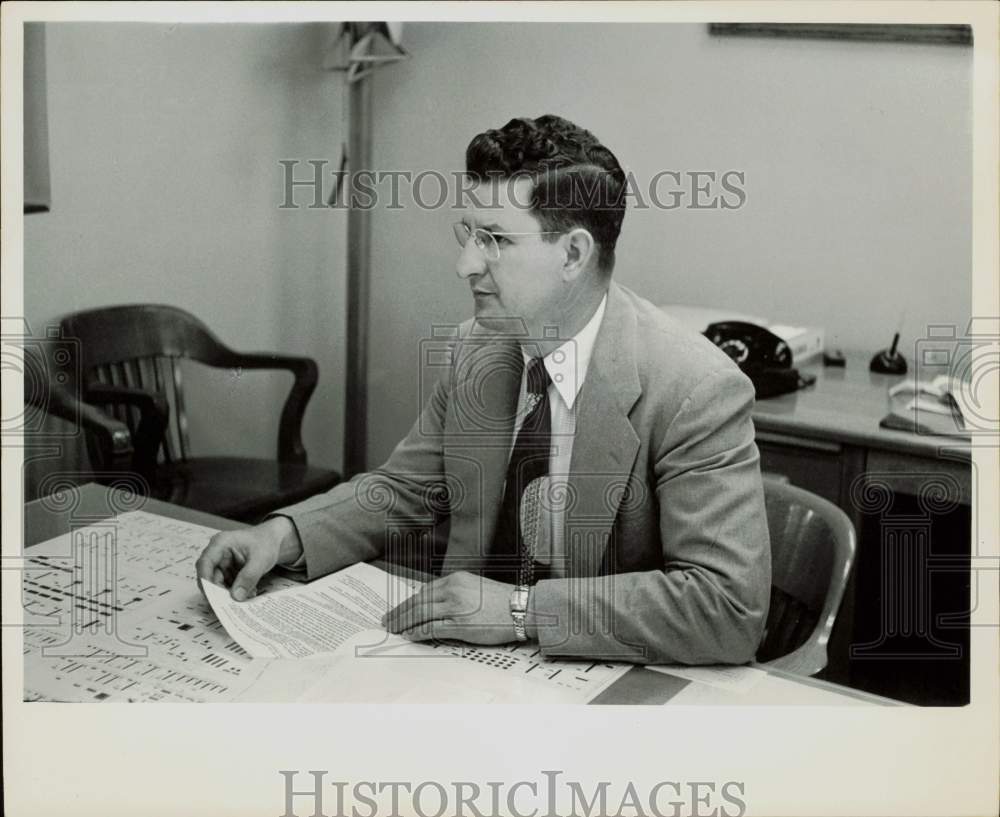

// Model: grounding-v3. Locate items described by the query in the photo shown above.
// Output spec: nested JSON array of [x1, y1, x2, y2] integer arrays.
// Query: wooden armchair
[[59, 304, 340, 521]]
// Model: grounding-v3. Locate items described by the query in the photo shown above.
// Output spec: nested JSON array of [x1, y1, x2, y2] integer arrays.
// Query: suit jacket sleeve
[[272, 372, 451, 582], [530, 366, 771, 664]]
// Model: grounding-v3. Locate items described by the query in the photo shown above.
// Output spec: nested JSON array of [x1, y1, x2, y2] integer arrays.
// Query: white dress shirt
[[510, 294, 608, 578]]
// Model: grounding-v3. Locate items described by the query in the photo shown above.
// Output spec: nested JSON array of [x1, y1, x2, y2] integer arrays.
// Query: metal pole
[[343, 75, 372, 477]]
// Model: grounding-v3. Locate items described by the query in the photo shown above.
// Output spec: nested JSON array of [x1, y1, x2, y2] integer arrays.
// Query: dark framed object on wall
[[24, 22, 51, 214], [709, 23, 973, 46]]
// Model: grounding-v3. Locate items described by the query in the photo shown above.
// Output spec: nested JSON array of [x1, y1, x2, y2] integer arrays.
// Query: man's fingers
[[216, 550, 237, 585], [382, 586, 431, 627], [230, 551, 270, 601], [197, 541, 236, 587], [398, 619, 454, 642], [383, 587, 450, 632], [196, 539, 229, 582], [196, 526, 283, 597], [385, 588, 451, 631]]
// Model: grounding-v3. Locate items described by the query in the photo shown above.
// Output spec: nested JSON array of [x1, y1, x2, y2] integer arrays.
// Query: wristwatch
[[509, 585, 530, 642]]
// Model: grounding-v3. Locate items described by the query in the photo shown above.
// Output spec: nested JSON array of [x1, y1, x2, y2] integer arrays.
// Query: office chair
[[21, 344, 141, 502], [59, 304, 341, 521], [755, 476, 857, 676]]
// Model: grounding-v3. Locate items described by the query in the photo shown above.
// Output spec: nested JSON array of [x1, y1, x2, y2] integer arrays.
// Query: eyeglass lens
[[453, 223, 498, 260]]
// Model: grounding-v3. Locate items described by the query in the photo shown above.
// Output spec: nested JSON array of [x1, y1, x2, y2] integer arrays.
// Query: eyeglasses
[[453, 222, 563, 262]]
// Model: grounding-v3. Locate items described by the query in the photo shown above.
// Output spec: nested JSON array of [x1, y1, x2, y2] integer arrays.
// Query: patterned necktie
[[487, 357, 552, 584]]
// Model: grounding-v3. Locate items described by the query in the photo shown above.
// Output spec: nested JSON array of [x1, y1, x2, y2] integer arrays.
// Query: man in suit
[[196, 115, 770, 664]]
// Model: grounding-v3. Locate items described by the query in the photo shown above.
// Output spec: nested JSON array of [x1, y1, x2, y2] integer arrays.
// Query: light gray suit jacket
[[279, 282, 771, 664]]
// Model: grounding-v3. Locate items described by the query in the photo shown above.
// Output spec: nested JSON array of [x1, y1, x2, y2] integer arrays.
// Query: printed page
[[205, 563, 631, 703], [24, 512, 630, 703], [200, 561, 420, 659], [22, 512, 304, 702]]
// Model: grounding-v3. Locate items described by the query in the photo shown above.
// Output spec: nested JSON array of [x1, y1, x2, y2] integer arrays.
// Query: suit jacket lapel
[[567, 283, 642, 576]]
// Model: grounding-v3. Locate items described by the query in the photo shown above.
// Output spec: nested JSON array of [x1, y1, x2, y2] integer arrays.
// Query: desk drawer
[[756, 432, 843, 506], [865, 449, 972, 506]]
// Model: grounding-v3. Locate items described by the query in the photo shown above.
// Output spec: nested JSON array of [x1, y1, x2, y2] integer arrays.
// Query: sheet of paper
[[409, 640, 631, 702], [22, 512, 302, 703], [646, 664, 767, 693], [330, 629, 632, 703], [201, 561, 420, 659], [25, 513, 630, 704], [24, 588, 289, 703], [205, 562, 631, 703], [665, 672, 873, 706], [234, 651, 578, 704], [224, 658, 362, 703], [22, 510, 300, 629]]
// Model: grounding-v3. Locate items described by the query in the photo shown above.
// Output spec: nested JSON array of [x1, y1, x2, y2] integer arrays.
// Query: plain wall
[[24, 23, 346, 472], [363, 22, 972, 466]]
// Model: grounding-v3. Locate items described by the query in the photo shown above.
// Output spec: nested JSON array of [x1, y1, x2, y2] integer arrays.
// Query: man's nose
[[455, 239, 487, 279]]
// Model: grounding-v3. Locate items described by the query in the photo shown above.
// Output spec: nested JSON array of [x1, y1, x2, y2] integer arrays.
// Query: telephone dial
[[704, 321, 815, 399]]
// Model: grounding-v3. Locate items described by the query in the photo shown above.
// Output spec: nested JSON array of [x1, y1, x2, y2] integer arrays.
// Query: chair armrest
[[29, 380, 135, 469], [203, 351, 317, 465], [85, 384, 170, 475]]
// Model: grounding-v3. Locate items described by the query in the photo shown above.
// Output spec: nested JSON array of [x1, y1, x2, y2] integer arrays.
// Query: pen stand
[[870, 332, 908, 375]]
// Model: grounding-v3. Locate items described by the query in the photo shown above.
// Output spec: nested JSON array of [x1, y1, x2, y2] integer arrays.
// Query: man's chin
[[471, 313, 529, 338], [472, 302, 503, 329], [473, 312, 505, 330], [471, 300, 530, 335]]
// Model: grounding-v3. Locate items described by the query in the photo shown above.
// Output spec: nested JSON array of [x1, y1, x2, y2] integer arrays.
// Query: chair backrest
[[60, 304, 234, 464], [756, 476, 857, 675]]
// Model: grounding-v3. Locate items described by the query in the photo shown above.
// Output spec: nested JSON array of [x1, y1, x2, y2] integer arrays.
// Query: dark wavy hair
[[465, 115, 626, 273]]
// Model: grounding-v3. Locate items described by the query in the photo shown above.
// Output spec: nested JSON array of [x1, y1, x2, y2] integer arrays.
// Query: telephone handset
[[704, 321, 814, 399], [703, 321, 793, 370]]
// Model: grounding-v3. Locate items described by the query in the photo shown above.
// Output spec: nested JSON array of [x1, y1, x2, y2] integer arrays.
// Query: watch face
[[510, 588, 529, 612]]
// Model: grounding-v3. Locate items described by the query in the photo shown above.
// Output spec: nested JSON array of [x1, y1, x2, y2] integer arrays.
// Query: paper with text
[[23, 512, 630, 703], [201, 562, 419, 659], [22, 511, 303, 702], [204, 562, 631, 703]]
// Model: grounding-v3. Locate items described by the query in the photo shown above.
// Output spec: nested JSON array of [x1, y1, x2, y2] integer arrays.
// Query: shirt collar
[[521, 293, 607, 410]]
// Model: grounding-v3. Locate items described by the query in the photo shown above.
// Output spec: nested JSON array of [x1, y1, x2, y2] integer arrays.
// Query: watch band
[[510, 585, 530, 642]]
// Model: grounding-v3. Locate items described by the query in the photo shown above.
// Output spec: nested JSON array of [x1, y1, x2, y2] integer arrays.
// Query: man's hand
[[382, 571, 519, 645], [195, 516, 301, 601]]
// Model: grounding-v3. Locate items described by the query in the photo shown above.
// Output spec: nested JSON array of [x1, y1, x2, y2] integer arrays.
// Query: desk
[[750, 352, 972, 702], [752, 352, 971, 505], [22, 484, 897, 705]]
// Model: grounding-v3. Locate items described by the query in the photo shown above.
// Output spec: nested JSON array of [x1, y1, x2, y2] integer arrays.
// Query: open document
[[22, 511, 316, 703], [202, 562, 632, 703], [201, 562, 419, 659], [21, 511, 628, 703]]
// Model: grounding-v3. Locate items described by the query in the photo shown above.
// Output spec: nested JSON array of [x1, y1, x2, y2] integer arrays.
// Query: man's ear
[[562, 228, 595, 280]]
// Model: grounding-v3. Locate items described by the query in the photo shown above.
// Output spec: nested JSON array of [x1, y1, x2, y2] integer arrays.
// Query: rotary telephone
[[704, 321, 816, 399]]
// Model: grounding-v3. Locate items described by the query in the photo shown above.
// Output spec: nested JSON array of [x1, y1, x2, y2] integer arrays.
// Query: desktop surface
[[21, 484, 898, 706]]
